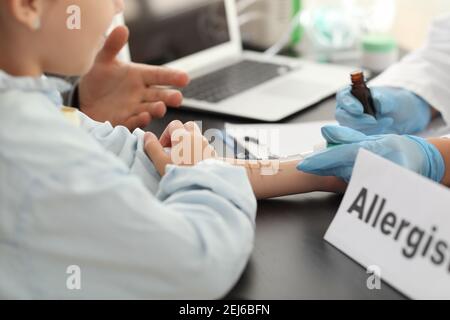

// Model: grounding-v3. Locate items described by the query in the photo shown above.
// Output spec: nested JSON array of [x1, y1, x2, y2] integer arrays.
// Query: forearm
[[222, 158, 347, 199], [79, 111, 162, 192], [428, 137, 450, 187]]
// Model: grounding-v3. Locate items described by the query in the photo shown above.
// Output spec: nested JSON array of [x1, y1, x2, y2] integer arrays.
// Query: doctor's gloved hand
[[335, 86, 432, 135], [297, 126, 445, 183]]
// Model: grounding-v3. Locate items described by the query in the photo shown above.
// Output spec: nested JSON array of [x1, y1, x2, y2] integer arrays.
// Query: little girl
[[0, 0, 257, 299]]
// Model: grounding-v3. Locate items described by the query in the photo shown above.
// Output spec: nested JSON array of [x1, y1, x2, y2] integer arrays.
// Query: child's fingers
[[144, 132, 172, 176], [184, 121, 217, 159], [183, 121, 206, 145], [159, 120, 185, 147], [183, 121, 201, 133], [143, 88, 183, 108], [124, 112, 152, 131], [96, 26, 130, 63], [140, 101, 167, 119]]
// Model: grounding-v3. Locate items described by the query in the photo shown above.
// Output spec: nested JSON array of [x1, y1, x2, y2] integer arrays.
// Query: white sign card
[[325, 149, 450, 299]]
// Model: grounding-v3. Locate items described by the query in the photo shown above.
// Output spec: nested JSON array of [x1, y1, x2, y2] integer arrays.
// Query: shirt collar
[[0, 70, 72, 107]]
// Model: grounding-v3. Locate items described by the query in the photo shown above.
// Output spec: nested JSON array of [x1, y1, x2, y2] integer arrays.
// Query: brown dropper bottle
[[350, 71, 377, 118]]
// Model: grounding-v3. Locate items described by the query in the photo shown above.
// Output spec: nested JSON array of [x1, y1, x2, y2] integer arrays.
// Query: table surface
[[145, 97, 406, 300]]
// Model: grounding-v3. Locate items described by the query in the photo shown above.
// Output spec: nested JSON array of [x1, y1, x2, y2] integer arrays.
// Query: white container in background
[[361, 33, 399, 73]]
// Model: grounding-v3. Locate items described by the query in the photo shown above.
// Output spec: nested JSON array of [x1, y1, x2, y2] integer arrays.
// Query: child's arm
[[223, 135, 450, 198], [29, 118, 256, 299], [222, 158, 347, 199], [78, 111, 162, 193], [151, 121, 347, 200]]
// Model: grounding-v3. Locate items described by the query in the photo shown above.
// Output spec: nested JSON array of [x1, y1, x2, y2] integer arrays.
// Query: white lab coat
[[0, 72, 257, 299], [371, 13, 450, 126]]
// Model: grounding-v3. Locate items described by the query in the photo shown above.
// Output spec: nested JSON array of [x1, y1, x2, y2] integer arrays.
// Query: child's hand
[[144, 120, 217, 176], [80, 26, 190, 131]]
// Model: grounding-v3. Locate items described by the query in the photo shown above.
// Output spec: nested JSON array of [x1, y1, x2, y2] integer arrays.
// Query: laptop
[[125, 0, 354, 122]]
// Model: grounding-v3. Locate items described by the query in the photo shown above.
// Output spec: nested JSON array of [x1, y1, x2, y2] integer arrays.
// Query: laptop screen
[[124, 0, 230, 65]]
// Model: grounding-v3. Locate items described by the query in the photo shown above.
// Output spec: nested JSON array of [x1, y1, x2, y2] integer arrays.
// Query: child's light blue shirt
[[0, 70, 256, 299]]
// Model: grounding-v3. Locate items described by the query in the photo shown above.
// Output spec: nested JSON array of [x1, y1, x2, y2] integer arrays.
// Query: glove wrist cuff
[[412, 94, 432, 133], [406, 135, 445, 183]]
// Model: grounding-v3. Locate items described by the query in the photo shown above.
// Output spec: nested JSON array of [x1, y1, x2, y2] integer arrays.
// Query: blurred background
[[124, 0, 229, 65], [391, 0, 450, 50], [240, 0, 450, 58], [124, 0, 450, 66]]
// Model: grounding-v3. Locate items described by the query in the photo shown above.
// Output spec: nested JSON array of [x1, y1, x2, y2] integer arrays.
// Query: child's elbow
[[192, 251, 253, 299], [179, 232, 254, 299]]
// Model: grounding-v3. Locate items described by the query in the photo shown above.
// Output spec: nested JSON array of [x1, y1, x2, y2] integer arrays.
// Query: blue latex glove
[[298, 125, 445, 183], [336, 86, 432, 135]]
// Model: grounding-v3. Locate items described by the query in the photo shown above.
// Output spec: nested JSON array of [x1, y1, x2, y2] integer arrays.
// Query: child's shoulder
[[0, 89, 64, 132], [0, 89, 109, 174]]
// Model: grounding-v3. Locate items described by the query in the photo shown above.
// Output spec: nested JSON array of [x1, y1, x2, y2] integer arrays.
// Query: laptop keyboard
[[182, 60, 292, 103]]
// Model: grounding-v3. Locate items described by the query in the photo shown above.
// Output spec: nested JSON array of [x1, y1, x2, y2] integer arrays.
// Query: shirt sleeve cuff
[[157, 160, 257, 222]]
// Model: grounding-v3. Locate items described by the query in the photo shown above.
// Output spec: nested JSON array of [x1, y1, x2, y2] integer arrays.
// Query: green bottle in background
[[290, 0, 303, 48]]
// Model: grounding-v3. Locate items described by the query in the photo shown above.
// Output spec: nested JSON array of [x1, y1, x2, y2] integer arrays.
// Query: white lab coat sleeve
[[370, 13, 450, 125], [78, 111, 161, 193]]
